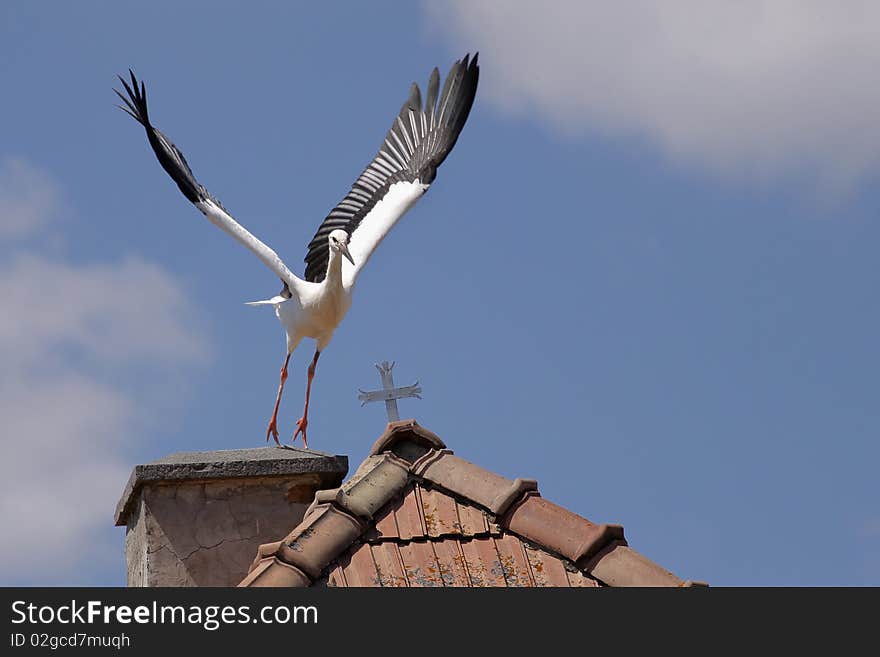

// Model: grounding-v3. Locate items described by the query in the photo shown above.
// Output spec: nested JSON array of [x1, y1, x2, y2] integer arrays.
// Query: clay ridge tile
[[501, 491, 626, 566], [305, 487, 342, 517], [238, 557, 310, 588], [277, 502, 364, 579], [304, 452, 411, 521], [583, 540, 683, 587], [413, 450, 538, 516], [334, 453, 410, 520], [368, 419, 447, 461], [247, 540, 284, 575], [490, 478, 539, 517]]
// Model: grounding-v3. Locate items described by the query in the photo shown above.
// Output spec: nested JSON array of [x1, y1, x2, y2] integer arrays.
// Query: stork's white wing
[[115, 71, 303, 295], [303, 53, 480, 289]]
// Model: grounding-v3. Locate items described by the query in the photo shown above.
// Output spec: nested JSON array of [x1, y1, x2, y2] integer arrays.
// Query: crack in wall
[[130, 476, 322, 585], [179, 533, 263, 564]]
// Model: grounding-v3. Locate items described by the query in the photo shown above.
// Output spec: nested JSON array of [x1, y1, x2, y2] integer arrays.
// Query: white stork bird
[[115, 54, 479, 448]]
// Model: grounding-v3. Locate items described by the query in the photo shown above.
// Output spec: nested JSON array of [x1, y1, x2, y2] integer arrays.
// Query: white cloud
[[0, 255, 207, 371], [0, 158, 60, 241], [428, 1, 880, 186], [0, 375, 133, 579], [0, 159, 208, 584], [861, 517, 880, 538]]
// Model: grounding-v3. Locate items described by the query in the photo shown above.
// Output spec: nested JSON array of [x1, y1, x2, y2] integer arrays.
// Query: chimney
[[114, 447, 348, 587]]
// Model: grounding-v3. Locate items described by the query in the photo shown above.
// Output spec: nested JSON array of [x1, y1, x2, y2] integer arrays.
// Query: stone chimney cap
[[115, 446, 348, 526]]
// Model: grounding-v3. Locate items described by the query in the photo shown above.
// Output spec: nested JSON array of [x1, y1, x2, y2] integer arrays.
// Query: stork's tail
[[244, 295, 287, 307]]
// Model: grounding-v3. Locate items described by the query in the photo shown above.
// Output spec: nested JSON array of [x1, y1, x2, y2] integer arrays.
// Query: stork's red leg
[[266, 352, 291, 446], [293, 350, 320, 449]]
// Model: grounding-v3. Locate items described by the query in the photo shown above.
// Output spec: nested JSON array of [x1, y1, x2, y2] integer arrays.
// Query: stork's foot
[[292, 417, 309, 449], [266, 418, 281, 446]]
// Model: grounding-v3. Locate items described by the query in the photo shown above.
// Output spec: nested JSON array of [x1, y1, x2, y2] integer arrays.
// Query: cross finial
[[357, 361, 422, 422]]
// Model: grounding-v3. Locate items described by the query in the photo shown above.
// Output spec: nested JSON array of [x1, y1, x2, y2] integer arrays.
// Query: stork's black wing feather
[[114, 70, 209, 205]]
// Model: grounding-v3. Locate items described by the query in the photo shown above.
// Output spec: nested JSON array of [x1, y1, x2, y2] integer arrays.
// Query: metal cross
[[357, 361, 422, 422]]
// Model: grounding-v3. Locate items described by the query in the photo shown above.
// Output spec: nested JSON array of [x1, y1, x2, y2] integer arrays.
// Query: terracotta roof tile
[[503, 491, 625, 565], [463, 538, 508, 587], [586, 541, 682, 587], [238, 557, 310, 588], [328, 532, 604, 588], [566, 565, 601, 587], [431, 539, 470, 586], [493, 533, 535, 587], [278, 502, 363, 579], [339, 542, 379, 587], [419, 485, 460, 537], [409, 445, 449, 473], [522, 543, 571, 587], [414, 451, 537, 516], [369, 419, 446, 461], [334, 453, 409, 521], [368, 502, 400, 541], [455, 499, 490, 536], [370, 543, 409, 587], [487, 477, 540, 517], [326, 562, 346, 587], [305, 487, 340, 516], [247, 540, 283, 575], [360, 484, 507, 543], [456, 539, 487, 586], [398, 541, 445, 587], [393, 485, 426, 540]]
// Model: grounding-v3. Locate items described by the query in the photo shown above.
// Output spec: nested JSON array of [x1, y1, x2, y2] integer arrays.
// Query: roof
[[239, 420, 706, 587]]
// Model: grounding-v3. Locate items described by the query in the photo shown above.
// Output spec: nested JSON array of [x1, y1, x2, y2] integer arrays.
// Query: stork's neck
[[323, 250, 344, 289]]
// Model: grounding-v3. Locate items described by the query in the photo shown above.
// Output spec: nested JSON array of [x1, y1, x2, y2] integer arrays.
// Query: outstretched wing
[[115, 71, 300, 293], [304, 53, 480, 287]]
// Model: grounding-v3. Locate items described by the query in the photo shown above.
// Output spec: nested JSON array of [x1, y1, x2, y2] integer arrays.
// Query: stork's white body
[[248, 179, 428, 353], [274, 259, 352, 353]]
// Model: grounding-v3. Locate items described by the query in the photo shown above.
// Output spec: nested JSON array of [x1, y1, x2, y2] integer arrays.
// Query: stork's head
[[328, 229, 355, 266]]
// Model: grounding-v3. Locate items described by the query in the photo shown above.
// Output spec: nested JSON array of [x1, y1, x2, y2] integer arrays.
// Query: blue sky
[[1, 2, 878, 586]]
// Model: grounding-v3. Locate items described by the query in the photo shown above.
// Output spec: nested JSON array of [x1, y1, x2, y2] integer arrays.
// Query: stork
[[115, 54, 479, 448]]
